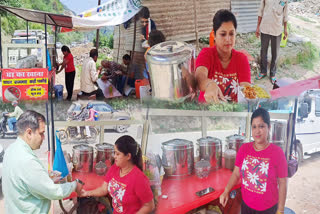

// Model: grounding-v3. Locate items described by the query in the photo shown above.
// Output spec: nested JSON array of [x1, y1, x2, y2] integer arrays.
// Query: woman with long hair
[[80, 135, 155, 214], [57, 45, 75, 101]]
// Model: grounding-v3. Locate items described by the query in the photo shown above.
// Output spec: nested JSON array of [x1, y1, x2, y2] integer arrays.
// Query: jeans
[[118, 76, 135, 94], [8, 117, 17, 131], [81, 88, 104, 100], [260, 33, 282, 77], [65, 71, 75, 101]]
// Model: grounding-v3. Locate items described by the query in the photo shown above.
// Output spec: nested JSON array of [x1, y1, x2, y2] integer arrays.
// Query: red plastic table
[[156, 168, 241, 214], [63, 168, 240, 214]]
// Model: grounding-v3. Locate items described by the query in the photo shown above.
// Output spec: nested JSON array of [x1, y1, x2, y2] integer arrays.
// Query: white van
[[264, 89, 320, 163]]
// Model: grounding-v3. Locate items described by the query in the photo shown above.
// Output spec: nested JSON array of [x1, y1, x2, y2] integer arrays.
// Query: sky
[[60, 0, 109, 14]]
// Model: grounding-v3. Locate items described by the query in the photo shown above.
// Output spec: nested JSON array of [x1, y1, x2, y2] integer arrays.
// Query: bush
[[93, 33, 114, 49]]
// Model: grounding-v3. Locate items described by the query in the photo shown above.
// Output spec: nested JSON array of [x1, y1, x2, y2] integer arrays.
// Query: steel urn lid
[[197, 136, 221, 146], [225, 134, 246, 143], [146, 41, 194, 65], [73, 144, 93, 153], [95, 143, 114, 151], [162, 138, 194, 150]]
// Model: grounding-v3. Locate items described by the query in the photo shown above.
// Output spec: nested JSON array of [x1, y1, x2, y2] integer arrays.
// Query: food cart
[[52, 103, 296, 214]]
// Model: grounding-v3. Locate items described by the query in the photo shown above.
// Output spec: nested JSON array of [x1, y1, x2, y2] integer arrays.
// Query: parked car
[[70, 42, 77, 48], [0, 144, 4, 188], [67, 101, 131, 133]]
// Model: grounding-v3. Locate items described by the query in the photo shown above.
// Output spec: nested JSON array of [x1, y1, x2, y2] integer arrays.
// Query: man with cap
[[7, 100, 23, 131]]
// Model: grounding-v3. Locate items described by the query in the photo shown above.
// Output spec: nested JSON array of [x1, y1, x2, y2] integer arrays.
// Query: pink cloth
[[86, 109, 97, 121], [105, 165, 153, 214], [235, 142, 288, 211], [196, 47, 251, 102]]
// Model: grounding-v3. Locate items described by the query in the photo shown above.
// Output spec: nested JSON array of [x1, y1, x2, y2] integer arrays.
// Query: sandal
[[271, 76, 277, 84], [256, 73, 267, 80]]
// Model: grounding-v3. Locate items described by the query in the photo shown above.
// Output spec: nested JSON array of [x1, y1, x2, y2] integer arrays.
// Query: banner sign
[[71, 0, 142, 30], [1, 68, 49, 102]]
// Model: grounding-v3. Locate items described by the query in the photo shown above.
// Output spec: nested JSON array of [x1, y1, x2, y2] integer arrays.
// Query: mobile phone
[[195, 187, 215, 197], [76, 179, 85, 185]]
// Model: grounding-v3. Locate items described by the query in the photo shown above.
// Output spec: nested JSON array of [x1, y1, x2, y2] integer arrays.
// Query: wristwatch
[[75, 179, 85, 185]]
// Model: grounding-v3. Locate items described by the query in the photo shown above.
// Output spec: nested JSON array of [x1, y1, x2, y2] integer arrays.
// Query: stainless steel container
[[95, 143, 114, 168], [270, 119, 287, 151], [226, 134, 246, 153], [72, 144, 93, 173], [197, 137, 222, 171], [161, 139, 194, 179], [146, 41, 195, 100]]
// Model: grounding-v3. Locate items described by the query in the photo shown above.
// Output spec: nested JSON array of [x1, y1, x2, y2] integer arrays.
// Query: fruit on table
[[243, 86, 257, 99]]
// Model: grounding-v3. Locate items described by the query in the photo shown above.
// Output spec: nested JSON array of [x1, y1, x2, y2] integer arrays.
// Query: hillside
[[0, 0, 113, 46], [0, 0, 72, 34]]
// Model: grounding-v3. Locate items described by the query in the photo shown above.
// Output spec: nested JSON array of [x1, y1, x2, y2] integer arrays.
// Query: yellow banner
[[26, 86, 47, 98], [2, 78, 48, 85]]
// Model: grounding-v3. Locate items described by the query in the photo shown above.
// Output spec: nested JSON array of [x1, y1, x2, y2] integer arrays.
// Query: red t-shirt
[[235, 142, 288, 211], [196, 47, 251, 102], [105, 165, 153, 214], [64, 53, 75, 73]]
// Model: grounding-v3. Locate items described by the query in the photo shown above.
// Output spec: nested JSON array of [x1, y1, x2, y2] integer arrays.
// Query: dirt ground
[[286, 152, 320, 213]]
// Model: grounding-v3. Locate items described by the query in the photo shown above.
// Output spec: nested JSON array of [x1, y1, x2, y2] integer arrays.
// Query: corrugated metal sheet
[[144, 0, 230, 41], [231, 0, 261, 33]]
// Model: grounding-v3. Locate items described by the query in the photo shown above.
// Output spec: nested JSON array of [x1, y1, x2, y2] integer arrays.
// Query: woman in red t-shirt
[[220, 108, 288, 214], [80, 135, 155, 214], [57, 45, 75, 101], [195, 9, 251, 103]]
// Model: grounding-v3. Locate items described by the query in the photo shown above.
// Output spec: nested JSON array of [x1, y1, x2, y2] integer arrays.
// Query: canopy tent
[[0, 5, 73, 28], [72, 0, 142, 30], [0, 0, 141, 32]]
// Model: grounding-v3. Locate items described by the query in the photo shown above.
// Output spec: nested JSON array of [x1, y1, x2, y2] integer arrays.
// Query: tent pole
[[95, 0, 101, 51], [54, 25, 57, 68], [117, 26, 121, 63], [0, 15, 3, 69], [131, 15, 137, 62], [26, 21, 28, 43], [192, 0, 199, 53]]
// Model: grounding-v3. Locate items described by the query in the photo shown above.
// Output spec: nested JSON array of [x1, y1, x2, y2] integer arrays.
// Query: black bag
[[287, 159, 298, 178]]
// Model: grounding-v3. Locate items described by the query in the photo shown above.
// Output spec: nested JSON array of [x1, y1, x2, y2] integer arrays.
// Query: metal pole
[[46, 102, 50, 152], [50, 75, 55, 159], [44, 17, 56, 159], [54, 25, 57, 68], [0, 15, 3, 69], [192, 0, 199, 53], [44, 19, 48, 68], [26, 21, 28, 44], [95, 0, 101, 50]]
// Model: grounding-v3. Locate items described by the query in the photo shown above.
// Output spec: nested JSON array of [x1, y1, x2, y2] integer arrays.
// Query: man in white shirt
[[255, 0, 288, 84], [80, 49, 104, 99]]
